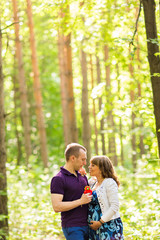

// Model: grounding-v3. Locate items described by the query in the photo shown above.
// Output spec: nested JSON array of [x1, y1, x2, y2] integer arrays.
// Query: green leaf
[[0, 190, 7, 196], [154, 52, 160, 57]]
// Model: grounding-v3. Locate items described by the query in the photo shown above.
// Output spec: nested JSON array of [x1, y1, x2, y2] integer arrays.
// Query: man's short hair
[[65, 143, 87, 161]]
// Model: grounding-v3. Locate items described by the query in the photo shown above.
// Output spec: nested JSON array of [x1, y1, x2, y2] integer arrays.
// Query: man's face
[[74, 149, 87, 171]]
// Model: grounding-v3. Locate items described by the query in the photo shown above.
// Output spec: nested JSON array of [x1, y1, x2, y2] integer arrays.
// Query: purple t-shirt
[[50, 167, 89, 228]]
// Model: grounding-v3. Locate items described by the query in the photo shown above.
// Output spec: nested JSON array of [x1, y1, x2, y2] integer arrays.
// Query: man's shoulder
[[50, 169, 66, 194], [51, 169, 65, 182]]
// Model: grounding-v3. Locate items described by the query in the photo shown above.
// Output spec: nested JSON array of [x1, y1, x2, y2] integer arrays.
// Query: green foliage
[[117, 160, 160, 239], [6, 160, 160, 240], [0, 190, 7, 196], [7, 163, 64, 240], [1, 0, 159, 166]]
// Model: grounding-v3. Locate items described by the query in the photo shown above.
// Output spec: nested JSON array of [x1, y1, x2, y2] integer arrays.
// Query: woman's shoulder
[[103, 178, 118, 188], [88, 177, 97, 186]]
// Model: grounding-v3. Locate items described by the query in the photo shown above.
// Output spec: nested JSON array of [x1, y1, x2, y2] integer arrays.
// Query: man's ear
[[70, 155, 75, 162]]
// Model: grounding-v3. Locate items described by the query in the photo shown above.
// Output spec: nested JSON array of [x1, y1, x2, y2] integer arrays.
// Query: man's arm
[[51, 193, 92, 212]]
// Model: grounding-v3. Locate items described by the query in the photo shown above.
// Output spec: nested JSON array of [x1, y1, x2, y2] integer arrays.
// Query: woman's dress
[[88, 190, 124, 240]]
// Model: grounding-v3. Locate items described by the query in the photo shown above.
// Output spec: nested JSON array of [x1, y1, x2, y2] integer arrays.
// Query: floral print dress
[[88, 190, 124, 240]]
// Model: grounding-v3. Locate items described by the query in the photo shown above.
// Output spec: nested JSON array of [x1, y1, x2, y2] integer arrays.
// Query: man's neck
[[64, 163, 77, 176]]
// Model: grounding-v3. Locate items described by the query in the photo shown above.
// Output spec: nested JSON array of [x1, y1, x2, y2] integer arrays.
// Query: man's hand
[[89, 221, 101, 230], [80, 193, 92, 205], [51, 192, 92, 213]]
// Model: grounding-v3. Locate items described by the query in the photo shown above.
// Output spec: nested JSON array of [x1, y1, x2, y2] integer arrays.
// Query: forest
[[0, 0, 160, 239]]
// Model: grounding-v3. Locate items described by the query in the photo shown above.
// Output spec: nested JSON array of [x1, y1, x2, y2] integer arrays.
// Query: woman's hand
[[79, 167, 86, 176], [89, 221, 101, 230]]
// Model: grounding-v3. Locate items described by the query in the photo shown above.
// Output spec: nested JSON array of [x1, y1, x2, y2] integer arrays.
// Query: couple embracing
[[50, 143, 124, 240]]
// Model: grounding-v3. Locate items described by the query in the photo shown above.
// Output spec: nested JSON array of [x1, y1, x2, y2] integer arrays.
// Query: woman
[[88, 155, 124, 240]]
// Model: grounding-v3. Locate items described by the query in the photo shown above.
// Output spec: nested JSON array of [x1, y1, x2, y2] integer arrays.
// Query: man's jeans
[[62, 226, 89, 240]]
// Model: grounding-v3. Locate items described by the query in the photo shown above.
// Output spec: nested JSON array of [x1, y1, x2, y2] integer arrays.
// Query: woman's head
[[90, 155, 120, 186]]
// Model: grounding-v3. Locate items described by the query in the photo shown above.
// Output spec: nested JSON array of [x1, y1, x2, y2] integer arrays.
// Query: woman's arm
[[101, 179, 119, 222]]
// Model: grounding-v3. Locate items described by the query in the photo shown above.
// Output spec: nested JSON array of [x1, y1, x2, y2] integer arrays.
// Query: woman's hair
[[65, 143, 87, 161], [90, 155, 120, 187]]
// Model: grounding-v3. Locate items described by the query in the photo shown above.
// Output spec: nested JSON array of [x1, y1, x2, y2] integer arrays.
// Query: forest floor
[[42, 236, 64, 240]]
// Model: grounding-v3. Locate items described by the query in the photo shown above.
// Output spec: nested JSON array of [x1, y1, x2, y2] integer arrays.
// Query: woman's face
[[89, 161, 101, 177]]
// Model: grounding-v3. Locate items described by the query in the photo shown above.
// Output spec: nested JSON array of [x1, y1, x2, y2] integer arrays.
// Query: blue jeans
[[62, 226, 89, 240]]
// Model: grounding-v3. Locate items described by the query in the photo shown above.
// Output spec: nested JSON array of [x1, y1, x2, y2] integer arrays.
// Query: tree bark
[[96, 55, 106, 155], [57, 7, 78, 146], [129, 49, 137, 171], [136, 30, 145, 156], [58, 33, 78, 145], [13, 56, 22, 165], [0, 25, 9, 240], [116, 63, 124, 165], [81, 49, 91, 167], [63, 33, 78, 143], [12, 0, 32, 164], [58, 33, 71, 145], [142, 0, 160, 157], [90, 54, 98, 154], [104, 45, 117, 166], [26, 0, 48, 167]]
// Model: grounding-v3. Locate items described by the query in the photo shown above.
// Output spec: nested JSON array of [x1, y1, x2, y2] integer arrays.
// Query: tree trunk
[[96, 55, 106, 155], [129, 50, 137, 171], [127, 2, 137, 170], [104, 45, 117, 165], [136, 31, 145, 156], [58, 33, 78, 145], [57, 7, 78, 146], [58, 33, 71, 145], [12, 0, 32, 165], [0, 25, 9, 240], [81, 49, 91, 168], [142, 0, 160, 157], [13, 56, 22, 165], [26, 0, 48, 167], [90, 54, 98, 154], [63, 34, 78, 143], [116, 63, 124, 165]]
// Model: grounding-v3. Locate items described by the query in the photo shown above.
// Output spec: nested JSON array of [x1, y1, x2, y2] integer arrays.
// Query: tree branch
[[129, 0, 142, 46], [1, 22, 19, 32]]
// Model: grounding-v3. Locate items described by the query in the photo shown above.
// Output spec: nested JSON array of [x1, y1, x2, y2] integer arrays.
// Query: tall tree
[[26, 0, 48, 167], [81, 49, 91, 167], [58, 32, 71, 145], [0, 23, 9, 240], [64, 33, 78, 143], [96, 55, 106, 155], [127, 1, 137, 170], [12, 0, 32, 164], [104, 45, 117, 166], [90, 54, 98, 154], [58, 7, 78, 146], [79, 1, 91, 165], [116, 62, 124, 165], [13, 56, 22, 165], [128, 51, 137, 170], [142, 0, 160, 157], [136, 29, 145, 156]]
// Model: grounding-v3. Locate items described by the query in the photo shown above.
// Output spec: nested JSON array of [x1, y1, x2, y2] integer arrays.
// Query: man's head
[[65, 143, 87, 171]]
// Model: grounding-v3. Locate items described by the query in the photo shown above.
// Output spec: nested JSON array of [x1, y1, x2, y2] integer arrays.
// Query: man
[[50, 143, 92, 240]]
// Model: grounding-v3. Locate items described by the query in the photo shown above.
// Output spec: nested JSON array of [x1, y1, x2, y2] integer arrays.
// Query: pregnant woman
[[88, 155, 124, 240]]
